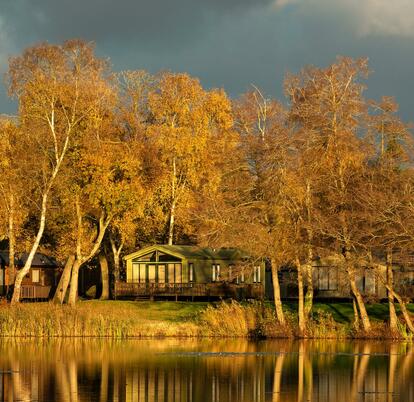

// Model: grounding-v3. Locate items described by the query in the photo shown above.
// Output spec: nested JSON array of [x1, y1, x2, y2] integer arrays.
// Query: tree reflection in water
[[0, 339, 412, 401]]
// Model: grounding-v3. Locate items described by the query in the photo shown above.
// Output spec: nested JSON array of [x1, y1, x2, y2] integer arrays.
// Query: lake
[[0, 338, 412, 401]]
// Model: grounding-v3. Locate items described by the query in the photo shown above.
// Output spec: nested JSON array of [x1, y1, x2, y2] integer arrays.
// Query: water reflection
[[0, 338, 413, 401]]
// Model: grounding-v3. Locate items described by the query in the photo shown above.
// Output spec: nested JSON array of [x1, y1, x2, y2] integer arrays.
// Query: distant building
[[0, 251, 60, 300]]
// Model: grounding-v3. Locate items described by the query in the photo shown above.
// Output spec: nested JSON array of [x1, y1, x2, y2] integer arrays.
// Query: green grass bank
[[0, 300, 413, 339]]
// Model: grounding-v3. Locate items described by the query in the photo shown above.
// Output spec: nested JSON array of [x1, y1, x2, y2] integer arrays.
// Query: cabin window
[[240, 268, 245, 283], [32, 269, 40, 283], [189, 263, 194, 282], [167, 263, 182, 283], [132, 263, 146, 283], [253, 266, 261, 283], [158, 265, 166, 284], [317, 266, 337, 291], [228, 265, 234, 281], [212, 264, 220, 282], [148, 265, 156, 283]]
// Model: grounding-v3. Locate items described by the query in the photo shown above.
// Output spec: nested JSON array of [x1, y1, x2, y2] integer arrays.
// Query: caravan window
[[253, 266, 261, 283], [212, 264, 220, 282], [32, 269, 40, 283]]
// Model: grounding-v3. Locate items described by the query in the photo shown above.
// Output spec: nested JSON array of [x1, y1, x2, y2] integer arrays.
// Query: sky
[[1, 0, 414, 121]]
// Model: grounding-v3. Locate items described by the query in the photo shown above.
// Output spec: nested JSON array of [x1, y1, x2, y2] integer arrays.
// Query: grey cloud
[[0, 0, 413, 122]]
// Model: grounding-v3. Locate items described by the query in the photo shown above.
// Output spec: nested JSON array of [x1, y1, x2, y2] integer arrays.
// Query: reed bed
[[0, 300, 412, 339]]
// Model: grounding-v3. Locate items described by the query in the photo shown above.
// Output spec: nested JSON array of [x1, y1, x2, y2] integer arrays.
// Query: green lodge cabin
[[115, 245, 265, 300]]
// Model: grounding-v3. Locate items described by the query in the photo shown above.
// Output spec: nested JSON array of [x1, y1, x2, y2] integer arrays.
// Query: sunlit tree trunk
[[345, 248, 371, 332], [386, 250, 398, 332], [352, 298, 360, 331], [296, 257, 306, 336], [390, 289, 414, 333], [11, 192, 48, 304], [99, 253, 109, 300], [168, 157, 177, 246], [53, 255, 75, 304], [304, 181, 314, 318], [109, 234, 123, 282], [7, 194, 15, 297], [68, 210, 110, 306], [271, 258, 285, 325]]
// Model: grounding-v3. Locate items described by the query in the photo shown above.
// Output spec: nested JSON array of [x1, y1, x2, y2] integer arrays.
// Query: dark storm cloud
[[1, 0, 414, 122], [2, 0, 272, 47]]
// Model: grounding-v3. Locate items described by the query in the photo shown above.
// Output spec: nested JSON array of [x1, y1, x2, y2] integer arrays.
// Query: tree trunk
[[168, 199, 176, 246], [11, 193, 48, 304], [7, 194, 15, 297], [304, 181, 314, 318], [348, 269, 371, 332], [352, 298, 360, 331], [391, 290, 414, 333], [296, 257, 306, 336], [68, 259, 81, 306], [168, 156, 177, 246], [344, 249, 371, 332], [386, 250, 398, 332], [99, 253, 109, 300], [53, 255, 75, 304], [271, 259, 285, 325], [109, 235, 123, 282], [304, 260, 313, 318]]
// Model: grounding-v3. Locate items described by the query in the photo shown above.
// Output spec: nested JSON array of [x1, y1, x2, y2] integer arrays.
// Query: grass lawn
[[283, 302, 414, 324], [77, 300, 208, 323]]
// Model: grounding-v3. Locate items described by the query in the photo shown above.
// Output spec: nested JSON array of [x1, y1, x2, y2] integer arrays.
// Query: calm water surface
[[0, 338, 413, 401]]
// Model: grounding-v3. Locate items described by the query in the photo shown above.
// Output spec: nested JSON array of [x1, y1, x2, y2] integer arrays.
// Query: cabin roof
[[0, 251, 58, 268], [124, 244, 250, 262]]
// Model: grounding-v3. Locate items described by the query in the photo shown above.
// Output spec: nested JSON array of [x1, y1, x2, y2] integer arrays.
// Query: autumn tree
[[362, 97, 414, 332], [146, 73, 233, 245], [7, 40, 110, 304], [285, 57, 373, 332]]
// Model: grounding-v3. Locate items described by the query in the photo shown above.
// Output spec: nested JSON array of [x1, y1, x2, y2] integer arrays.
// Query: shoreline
[[0, 300, 412, 341]]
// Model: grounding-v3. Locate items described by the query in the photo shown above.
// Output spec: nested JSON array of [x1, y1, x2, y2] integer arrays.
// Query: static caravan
[[0, 251, 59, 300], [116, 245, 265, 300]]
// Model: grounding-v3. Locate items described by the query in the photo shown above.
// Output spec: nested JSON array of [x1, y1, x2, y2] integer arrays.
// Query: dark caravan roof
[[0, 251, 58, 268]]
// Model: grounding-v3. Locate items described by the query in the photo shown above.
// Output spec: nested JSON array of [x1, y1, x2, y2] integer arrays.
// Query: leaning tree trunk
[[53, 255, 75, 304], [348, 266, 371, 332], [11, 193, 48, 304], [296, 257, 306, 336], [7, 194, 15, 297], [99, 253, 109, 300], [390, 289, 414, 333], [271, 259, 285, 325], [386, 250, 399, 332], [67, 259, 81, 306], [352, 298, 360, 331]]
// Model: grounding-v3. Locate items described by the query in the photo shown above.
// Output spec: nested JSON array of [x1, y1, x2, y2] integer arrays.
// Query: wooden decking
[[114, 282, 264, 300], [20, 285, 52, 299]]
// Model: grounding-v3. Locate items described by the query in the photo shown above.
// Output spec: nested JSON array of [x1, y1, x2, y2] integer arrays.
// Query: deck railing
[[20, 285, 52, 299], [114, 282, 264, 299]]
